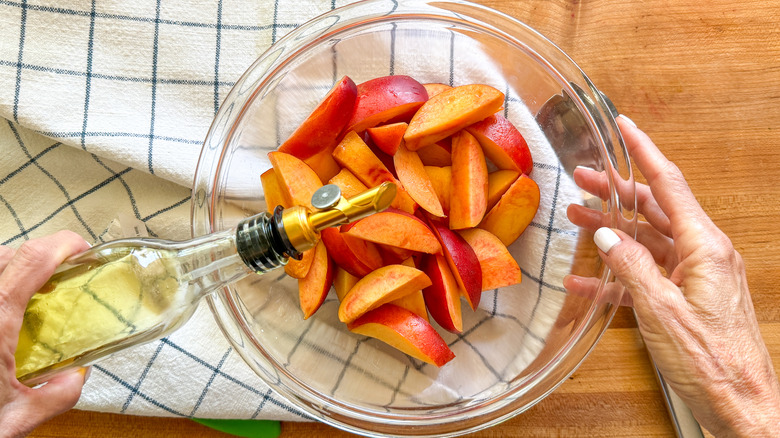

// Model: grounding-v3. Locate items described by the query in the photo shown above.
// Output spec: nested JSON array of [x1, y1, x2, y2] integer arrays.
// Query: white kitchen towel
[[0, 0, 585, 422]]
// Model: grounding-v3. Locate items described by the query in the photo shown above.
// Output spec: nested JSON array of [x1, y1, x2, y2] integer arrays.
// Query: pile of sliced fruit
[[261, 75, 540, 367]]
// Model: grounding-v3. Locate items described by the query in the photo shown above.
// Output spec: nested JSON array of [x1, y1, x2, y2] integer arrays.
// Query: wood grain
[[29, 0, 780, 436]]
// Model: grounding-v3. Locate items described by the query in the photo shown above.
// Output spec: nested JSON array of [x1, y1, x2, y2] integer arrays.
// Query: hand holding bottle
[[0, 231, 90, 438]]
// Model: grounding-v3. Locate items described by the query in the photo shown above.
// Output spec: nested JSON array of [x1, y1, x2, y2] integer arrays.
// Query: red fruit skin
[[466, 114, 533, 175], [346, 75, 429, 133], [278, 76, 358, 160], [426, 218, 483, 310]]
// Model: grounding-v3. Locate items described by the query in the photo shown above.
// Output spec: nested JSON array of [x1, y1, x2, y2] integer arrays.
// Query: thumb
[[593, 227, 678, 311], [19, 367, 87, 425]]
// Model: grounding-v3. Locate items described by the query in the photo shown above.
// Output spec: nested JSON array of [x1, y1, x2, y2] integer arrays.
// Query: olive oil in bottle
[[15, 183, 396, 386]]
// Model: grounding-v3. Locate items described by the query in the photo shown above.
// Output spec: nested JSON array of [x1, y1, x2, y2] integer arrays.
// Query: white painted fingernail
[[594, 227, 621, 254], [618, 114, 637, 128]]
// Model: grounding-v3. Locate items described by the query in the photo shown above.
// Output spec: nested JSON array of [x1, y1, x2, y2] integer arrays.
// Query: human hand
[[0, 231, 90, 438], [570, 116, 780, 436]]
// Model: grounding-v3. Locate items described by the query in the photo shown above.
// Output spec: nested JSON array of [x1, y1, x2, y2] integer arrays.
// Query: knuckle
[[16, 239, 51, 265], [610, 244, 652, 281], [702, 234, 736, 263]]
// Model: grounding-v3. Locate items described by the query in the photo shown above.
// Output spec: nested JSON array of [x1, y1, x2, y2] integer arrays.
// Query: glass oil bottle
[[15, 182, 397, 386]]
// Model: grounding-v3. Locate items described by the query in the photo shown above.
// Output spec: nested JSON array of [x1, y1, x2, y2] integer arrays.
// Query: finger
[[0, 231, 91, 316], [567, 205, 677, 272], [17, 367, 87, 430], [0, 245, 13, 272], [563, 274, 633, 307], [617, 117, 712, 238], [573, 166, 671, 236], [593, 227, 684, 314]]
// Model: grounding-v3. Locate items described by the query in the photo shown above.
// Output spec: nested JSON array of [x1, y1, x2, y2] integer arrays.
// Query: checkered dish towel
[[0, 0, 583, 421]]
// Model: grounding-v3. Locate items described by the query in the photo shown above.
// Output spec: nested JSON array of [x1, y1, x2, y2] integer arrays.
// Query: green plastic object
[[192, 418, 281, 438]]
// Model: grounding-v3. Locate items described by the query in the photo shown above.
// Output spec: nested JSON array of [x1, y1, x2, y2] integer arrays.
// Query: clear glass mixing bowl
[[191, 0, 637, 436]]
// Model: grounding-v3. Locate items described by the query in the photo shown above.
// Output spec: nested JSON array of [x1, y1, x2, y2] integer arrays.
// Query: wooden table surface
[[29, 0, 780, 436]]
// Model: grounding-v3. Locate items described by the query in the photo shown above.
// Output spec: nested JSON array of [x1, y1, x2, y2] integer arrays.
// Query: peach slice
[[260, 168, 291, 211], [404, 84, 504, 151], [428, 219, 482, 310], [347, 304, 454, 367], [333, 266, 360, 302], [466, 114, 533, 175], [346, 75, 428, 133], [421, 253, 463, 333], [422, 83, 452, 98], [343, 208, 442, 255], [278, 76, 358, 160], [303, 145, 342, 184], [449, 131, 488, 230], [487, 169, 520, 212], [424, 166, 452, 213], [320, 227, 382, 277], [480, 174, 540, 246], [268, 151, 322, 209], [367, 122, 407, 156], [389, 258, 429, 322], [416, 141, 452, 167], [328, 168, 368, 199], [377, 243, 416, 266], [458, 228, 522, 291], [284, 248, 315, 279], [394, 142, 444, 217], [333, 131, 417, 213], [297, 240, 333, 319], [338, 264, 432, 323]]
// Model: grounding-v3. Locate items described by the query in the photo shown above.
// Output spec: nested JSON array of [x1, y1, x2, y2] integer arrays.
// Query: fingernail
[[618, 114, 637, 128], [594, 227, 621, 254]]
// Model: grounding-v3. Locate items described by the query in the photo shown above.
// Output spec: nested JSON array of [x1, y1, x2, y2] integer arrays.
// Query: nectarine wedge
[[389, 258, 429, 322], [328, 168, 368, 199], [303, 145, 342, 184], [421, 254, 463, 333], [347, 304, 454, 367], [278, 76, 358, 160], [333, 266, 360, 302], [268, 151, 322, 209], [487, 169, 520, 212], [394, 142, 444, 217], [466, 114, 533, 175], [260, 168, 291, 211], [416, 141, 452, 167], [284, 247, 315, 279], [339, 264, 432, 323], [422, 83, 452, 98], [333, 131, 417, 213], [404, 84, 504, 151], [458, 228, 522, 291], [343, 208, 442, 255], [428, 219, 482, 311], [298, 240, 333, 319], [480, 174, 540, 246], [321, 227, 382, 277], [346, 75, 428, 133], [449, 130, 488, 230], [367, 122, 407, 156], [424, 166, 452, 214]]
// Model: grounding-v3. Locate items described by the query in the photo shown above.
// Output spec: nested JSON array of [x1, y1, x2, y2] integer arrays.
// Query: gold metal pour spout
[[280, 182, 397, 253]]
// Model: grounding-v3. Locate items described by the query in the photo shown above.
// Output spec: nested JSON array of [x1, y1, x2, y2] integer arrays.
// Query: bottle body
[[14, 183, 394, 386], [15, 221, 283, 386]]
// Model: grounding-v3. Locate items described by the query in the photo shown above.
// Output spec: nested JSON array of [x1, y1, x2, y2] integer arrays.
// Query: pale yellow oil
[[15, 248, 183, 382]]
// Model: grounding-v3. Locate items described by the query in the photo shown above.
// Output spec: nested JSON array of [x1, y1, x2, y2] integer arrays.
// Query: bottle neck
[[236, 207, 301, 273]]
